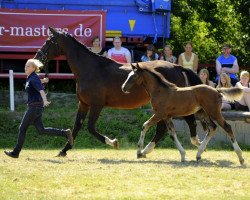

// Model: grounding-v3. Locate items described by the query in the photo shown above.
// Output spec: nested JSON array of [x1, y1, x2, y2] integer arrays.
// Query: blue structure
[[0, 0, 171, 42]]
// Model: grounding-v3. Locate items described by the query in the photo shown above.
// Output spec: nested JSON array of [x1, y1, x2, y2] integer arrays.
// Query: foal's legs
[[138, 120, 167, 158], [213, 115, 244, 165], [87, 105, 119, 149], [196, 118, 217, 161], [58, 102, 89, 157], [184, 115, 201, 147], [137, 114, 162, 158], [197, 110, 244, 165], [164, 119, 186, 162]]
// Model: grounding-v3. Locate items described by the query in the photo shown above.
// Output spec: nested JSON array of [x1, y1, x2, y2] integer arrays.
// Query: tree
[[167, 0, 249, 67]]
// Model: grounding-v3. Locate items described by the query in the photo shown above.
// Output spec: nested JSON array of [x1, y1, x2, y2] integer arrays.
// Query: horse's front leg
[[165, 119, 186, 162], [57, 102, 89, 157], [87, 105, 119, 149], [139, 120, 167, 158], [137, 114, 161, 158]]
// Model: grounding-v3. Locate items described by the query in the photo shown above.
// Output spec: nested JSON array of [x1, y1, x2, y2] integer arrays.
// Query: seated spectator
[[107, 36, 131, 63], [89, 36, 107, 56], [141, 44, 159, 62], [235, 71, 250, 111], [215, 43, 239, 86], [217, 73, 234, 110], [178, 41, 198, 73], [160, 44, 177, 63], [199, 68, 215, 87]]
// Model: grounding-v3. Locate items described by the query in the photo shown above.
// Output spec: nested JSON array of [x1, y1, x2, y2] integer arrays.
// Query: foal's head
[[122, 63, 143, 94]]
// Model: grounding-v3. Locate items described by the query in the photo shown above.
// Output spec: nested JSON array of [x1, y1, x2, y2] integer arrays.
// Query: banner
[[0, 8, 106, 52]]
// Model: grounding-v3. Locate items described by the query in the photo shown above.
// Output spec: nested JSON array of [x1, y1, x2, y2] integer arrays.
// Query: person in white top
[[235, 71, 250, 111], [107, 36, 131, 63], [178, 41, 198, 73]]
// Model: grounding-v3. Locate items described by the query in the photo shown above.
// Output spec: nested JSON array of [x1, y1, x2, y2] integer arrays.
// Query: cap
[[222, 43, 232, 48]]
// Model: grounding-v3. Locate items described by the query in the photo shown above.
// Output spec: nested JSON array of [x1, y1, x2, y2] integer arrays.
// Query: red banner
[[0, 8, 106, 52]]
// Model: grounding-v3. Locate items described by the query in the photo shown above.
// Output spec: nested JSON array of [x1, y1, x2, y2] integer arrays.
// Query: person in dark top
[[4, 59, 73, 158], [89, 36, 107, 56]]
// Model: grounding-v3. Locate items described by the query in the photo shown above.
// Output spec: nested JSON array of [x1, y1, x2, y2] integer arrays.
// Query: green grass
[[0, 149, 250, 200]]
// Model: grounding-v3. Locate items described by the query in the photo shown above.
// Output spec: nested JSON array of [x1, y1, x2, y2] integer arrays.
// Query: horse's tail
[[217, 87, 243, 102], [176, 66, 203, 86]]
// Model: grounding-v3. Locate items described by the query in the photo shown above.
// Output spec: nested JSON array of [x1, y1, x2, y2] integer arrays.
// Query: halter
[[36, 35, 60, 77]]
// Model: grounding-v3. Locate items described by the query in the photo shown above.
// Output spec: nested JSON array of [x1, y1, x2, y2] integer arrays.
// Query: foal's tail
[[217, 87, 243, 102]]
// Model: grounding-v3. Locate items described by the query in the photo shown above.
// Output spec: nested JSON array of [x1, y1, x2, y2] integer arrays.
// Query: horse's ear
[[49, 27, 58, 36], [136, 63, 142, 71], [131, 63, 137, 71]]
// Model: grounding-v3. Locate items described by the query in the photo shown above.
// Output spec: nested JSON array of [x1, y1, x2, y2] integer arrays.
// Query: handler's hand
[[42, 77, 49, 84], [44, 100, 51, 107]]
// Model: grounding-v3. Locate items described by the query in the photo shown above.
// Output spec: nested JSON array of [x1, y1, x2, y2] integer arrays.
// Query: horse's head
[[122, 63, 143, 94], [34, 27, 64, 74]]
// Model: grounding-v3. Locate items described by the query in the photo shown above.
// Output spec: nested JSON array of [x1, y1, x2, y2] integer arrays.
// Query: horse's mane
[[137, 62, 177, 89], [64, 33, 104, 57], [63, 33, 118, 66]]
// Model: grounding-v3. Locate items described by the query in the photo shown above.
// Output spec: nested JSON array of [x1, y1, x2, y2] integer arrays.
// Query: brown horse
[[122, 63, 245, 165], [34, 27, 204, 157]]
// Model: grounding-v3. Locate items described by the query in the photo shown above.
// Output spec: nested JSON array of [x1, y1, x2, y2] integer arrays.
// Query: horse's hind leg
[[88, 105, 119, 149], [58, 102, 89, 157], [137, 114, 161, 158], [184, 115, 201, 147], [165, 119, 186, 162], [213, 114, 244, 165], [196, 118, 217, 161]]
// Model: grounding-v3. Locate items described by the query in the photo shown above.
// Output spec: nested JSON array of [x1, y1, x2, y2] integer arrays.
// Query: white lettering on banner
[[0, 26, 4, 35], [1, 24, 92, 37], [74, 24, 92, 37]]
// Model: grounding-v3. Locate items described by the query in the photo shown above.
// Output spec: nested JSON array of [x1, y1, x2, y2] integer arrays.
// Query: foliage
[[167, 0, 249, 66]]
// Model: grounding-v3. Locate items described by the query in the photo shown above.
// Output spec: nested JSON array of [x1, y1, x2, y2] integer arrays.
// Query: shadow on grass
[[97, 158, 247, 169]]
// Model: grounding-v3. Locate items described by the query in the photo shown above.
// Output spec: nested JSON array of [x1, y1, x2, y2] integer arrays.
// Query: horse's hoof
[[240, 159, 245, 165], [56, 151, 67, 157], [196, 156, 201, 162], [113, 139, 119, 150], [137, 152, 146, 159], [191, 137, 201, 148]]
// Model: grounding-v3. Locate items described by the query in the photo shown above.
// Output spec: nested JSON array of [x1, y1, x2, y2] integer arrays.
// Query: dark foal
[[35, 27, 204, 157], [122, 63, 244, 165]]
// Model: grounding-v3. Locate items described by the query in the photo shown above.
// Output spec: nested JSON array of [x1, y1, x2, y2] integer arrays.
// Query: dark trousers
[[13, 106, 66, 154]]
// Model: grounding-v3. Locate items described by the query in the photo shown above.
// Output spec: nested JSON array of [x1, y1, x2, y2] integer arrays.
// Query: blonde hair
[[199, 68, 210, 85], [217, 73, 232, 88], [27, 59, 43, 72], [240, 70, 249, 79]]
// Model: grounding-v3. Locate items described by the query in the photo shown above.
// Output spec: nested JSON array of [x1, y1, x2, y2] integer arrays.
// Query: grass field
[[1, 149, 250, 200]]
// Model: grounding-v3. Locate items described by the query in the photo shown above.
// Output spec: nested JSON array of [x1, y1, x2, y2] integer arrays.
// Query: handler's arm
[[40, 90, 51, 107]]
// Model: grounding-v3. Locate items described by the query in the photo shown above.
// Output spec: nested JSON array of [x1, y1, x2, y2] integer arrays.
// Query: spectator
[[178, 41, 198, 73], [215, 43, 239, 86], [89, 36, 107, 57], [199, 68, 215, 87], [107, 36, 131, 63], [216, 73, 234, 110], [160, 44, 177, 63], [4, 59, 73, 159], [141, 44, 159, 62], [235, 71, 250, 111]]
